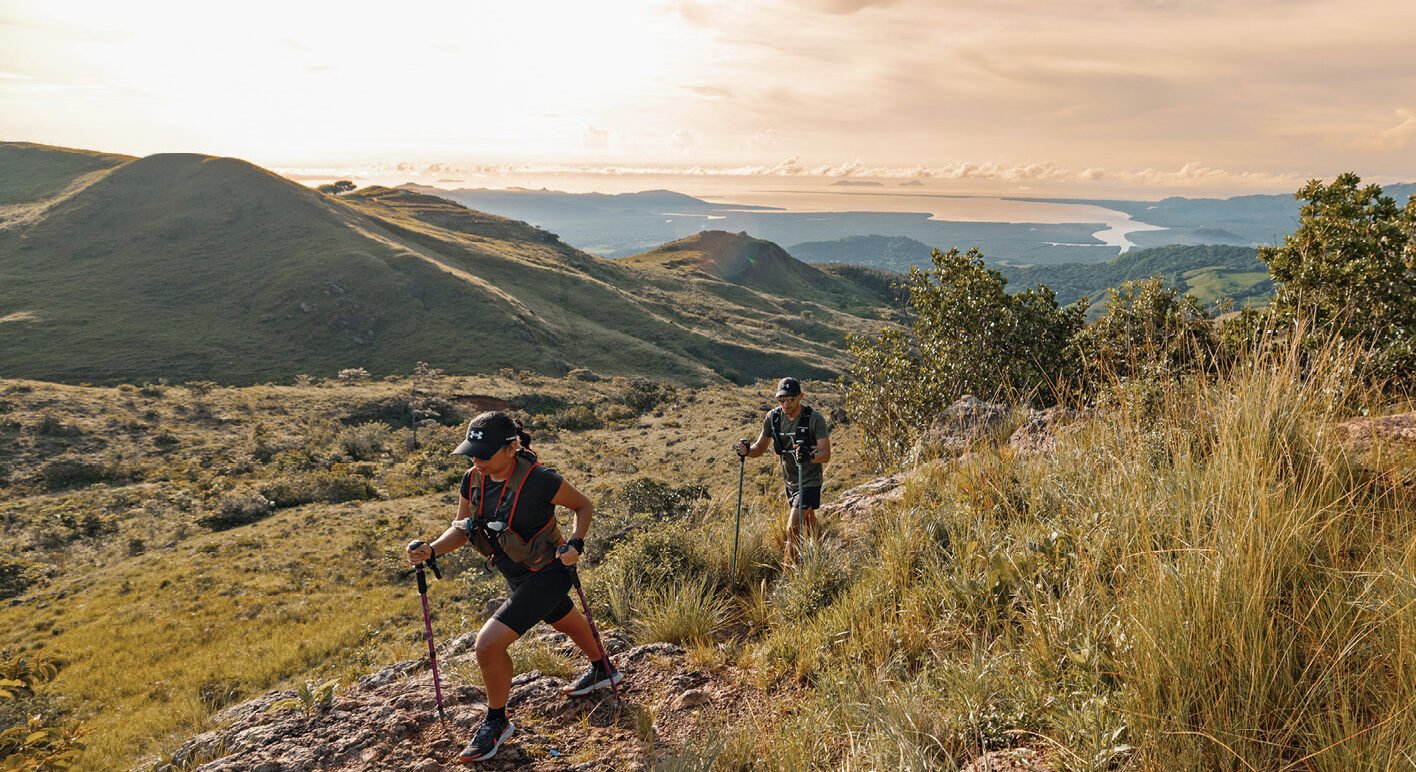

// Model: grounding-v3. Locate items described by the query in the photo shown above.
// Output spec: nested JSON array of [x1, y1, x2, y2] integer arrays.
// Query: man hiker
[[404, 411, 621, 763], [734, 377, 832, 564]]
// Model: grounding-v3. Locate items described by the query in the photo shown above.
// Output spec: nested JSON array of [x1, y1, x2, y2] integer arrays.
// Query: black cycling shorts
[[492, 564, 575, 635], [785, 485, 822, 510]]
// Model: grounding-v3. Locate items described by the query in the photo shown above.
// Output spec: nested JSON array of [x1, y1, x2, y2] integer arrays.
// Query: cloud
[[672, 129, 699, 151], [583, 125, 610, 150]]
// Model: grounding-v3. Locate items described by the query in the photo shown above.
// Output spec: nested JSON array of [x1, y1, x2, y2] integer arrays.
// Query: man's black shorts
[[492, 563, 574, 635], [785, 486, 822, 510]]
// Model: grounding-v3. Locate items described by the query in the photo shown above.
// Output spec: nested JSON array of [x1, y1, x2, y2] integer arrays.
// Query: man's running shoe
[[562, 659, 623, 697], [459, 716, 514, 763]]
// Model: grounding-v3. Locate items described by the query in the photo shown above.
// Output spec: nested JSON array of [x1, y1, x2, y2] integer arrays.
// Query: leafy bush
[[198, 489, 274, 531], [511, 393, 569, 416], [336, 422, 391, 461], [1072, 277, 1218, 388], [337, 367, 370, 383], [618, 379, 677, 414], [259, 467, 379, 509], [845, 247, 1085, 465], [0, 653, 86, 768], [1259, 173, 1416, 383], [602, 477, 709, 519], [342, 395, 459, 428], [550, 405, 603, 431], [38, 458, 114, 491], [592, 524, 707, 624], [0, 557, 40, 600]]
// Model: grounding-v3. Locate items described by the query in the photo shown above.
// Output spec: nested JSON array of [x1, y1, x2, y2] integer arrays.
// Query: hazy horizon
[[4, 0, 1415, 200]]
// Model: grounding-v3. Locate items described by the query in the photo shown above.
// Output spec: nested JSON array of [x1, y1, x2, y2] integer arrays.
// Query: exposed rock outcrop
[[162, 635, 759, 771]]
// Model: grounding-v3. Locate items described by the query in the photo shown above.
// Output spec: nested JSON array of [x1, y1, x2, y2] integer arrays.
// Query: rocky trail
[[167, 631, 761, 771]]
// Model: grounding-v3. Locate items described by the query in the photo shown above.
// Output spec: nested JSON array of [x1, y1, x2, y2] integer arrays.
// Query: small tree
[[1072, 277, 1218, 386], [1258, 173, 1416, 380], [317, 180, 356, 196], [410, 361, 442, 449], [845, 247, 1085, 465]]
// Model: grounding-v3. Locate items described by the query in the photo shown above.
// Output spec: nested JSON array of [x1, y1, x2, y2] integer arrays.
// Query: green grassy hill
[[621, 230, 891, 315], [0, 142, 133, 206], [0, 145, 889, 385]]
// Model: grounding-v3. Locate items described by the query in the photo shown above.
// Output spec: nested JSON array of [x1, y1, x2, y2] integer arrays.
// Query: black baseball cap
[[452, 413, 520, 458], [775, 377, 802, 397]]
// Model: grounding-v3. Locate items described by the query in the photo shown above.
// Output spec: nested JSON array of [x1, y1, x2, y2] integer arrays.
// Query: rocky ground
[[166, 631, 762, 771]]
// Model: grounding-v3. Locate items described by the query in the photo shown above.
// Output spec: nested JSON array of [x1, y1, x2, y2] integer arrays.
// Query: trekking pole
[[405, 540, 447, 722], [559, 554, 622, 706], [731, 453, 745, 588]]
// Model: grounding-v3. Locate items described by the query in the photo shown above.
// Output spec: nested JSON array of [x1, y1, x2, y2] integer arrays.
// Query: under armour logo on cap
[[467, 429, 484, 440]]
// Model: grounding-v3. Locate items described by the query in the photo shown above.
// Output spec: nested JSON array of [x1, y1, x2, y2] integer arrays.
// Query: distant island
[[830, 179, 884, 187], [900, 179, 925, 187]]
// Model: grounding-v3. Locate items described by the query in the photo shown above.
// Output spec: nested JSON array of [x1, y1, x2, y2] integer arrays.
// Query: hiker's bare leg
[[801, 507, 818, 538], [785, 504, 804, 565], [475, 618, 520, 709], [549, 607, 601, 661]]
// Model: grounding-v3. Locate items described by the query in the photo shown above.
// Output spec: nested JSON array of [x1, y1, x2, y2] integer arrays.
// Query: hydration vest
[[770, 405, 816, 457], [455, 449, 564, 571]]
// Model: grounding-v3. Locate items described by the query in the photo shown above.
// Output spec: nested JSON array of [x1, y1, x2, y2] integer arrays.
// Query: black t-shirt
[[459, 464, 565, 578]]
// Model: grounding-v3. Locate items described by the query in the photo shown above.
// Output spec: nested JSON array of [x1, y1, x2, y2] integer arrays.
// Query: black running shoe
[[562, 659, 623, 697], [459, 716, 514, 763]]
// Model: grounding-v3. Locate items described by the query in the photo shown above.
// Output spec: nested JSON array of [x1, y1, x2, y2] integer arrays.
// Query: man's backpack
[[770, 405, 815, 456]]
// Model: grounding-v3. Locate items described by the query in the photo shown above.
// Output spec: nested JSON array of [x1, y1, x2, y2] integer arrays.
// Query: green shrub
[[198, 490, 274, 531], [845, 247, 1085, 466], [38, 458, 114, 491], [603, 477, 709, 519], [550, 405, 602, 431], [0, 557, 40, 600], [1072, 277, 1217, 391], [511, 393, 568, 416], [336, 422, 391, 461], [619, 379, 677, 413], [259, 467, 378, 509], [591, 523, 707, 624], [1260, 173, 1416, 381]]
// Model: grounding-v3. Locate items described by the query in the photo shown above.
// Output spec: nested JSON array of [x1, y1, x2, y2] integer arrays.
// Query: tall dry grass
[[671, 338, 1414, 769]]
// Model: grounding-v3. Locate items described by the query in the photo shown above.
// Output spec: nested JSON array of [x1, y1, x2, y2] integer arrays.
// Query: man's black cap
[[775, 377, 802, 397]]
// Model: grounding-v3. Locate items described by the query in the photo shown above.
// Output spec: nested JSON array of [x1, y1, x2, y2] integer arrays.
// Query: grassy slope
[[0, 149, 890, 385], [6, 352, 1413, 770], [0, 374, 868, 768], [0, 142, 133, 206]]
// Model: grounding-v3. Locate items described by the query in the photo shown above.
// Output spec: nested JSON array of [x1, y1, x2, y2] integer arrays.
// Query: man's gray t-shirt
[[763, 406, 831, 489]]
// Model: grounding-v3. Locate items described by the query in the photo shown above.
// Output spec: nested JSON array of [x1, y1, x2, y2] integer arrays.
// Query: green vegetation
[[845, 247, 1085, 462], [0, 142, 131, 206], [999, 244, 1271, 311], [1259, 172, 1416, 381]]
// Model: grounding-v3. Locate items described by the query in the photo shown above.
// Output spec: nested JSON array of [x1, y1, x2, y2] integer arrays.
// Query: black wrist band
[[567, 537, 585, 553]]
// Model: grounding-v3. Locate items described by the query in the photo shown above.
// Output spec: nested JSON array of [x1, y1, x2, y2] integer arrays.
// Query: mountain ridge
[[0, 144, 888, 385]]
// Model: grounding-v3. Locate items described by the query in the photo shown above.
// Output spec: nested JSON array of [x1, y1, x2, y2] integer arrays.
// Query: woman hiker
[[404, 411, 621, 763]]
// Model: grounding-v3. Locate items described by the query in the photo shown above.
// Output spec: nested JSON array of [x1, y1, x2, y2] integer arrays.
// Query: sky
[[2, 0, 1415, 196]]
